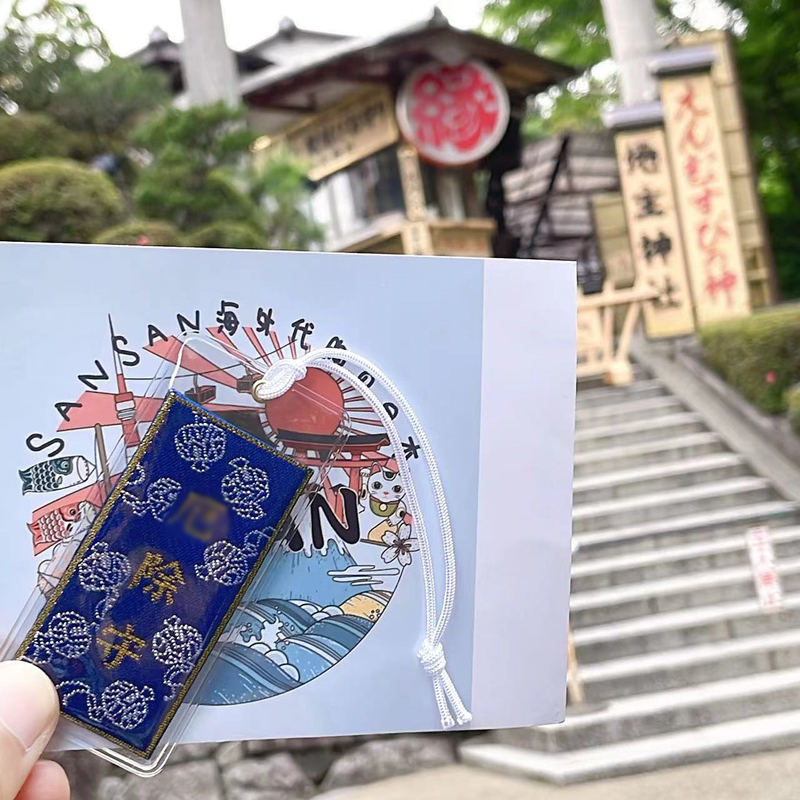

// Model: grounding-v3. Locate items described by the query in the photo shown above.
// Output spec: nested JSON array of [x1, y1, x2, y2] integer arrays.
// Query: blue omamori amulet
[[17, 391, 310, 757]]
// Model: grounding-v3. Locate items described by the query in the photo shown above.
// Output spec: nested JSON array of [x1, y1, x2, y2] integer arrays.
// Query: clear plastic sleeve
[[2, 334, 352, 776]]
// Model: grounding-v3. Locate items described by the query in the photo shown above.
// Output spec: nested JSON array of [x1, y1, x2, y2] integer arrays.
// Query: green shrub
[[0, 159, 125, 243], [187, 222, 267, 250], [789, 385, 800, 436], [700, 306, 800, 414], [94, 220, 184, 247], [0, 112, 73, 165]]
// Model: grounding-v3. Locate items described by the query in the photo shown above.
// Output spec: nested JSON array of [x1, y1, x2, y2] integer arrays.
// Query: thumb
[[0, 661, 60, 800]]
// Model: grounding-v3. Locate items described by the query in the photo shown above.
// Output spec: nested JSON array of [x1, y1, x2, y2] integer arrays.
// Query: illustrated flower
[[382, 528, 419, 567], [766, 371, 777, 384]]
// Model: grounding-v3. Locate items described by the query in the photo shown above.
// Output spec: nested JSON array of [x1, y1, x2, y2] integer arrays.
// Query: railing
[[577, 281, 659, 386]]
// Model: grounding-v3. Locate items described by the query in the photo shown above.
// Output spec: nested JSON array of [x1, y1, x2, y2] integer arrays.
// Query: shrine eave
[[239, 16, 576, 111]]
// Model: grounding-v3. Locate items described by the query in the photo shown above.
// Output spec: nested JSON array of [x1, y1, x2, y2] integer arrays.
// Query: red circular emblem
[[396, 61, 510, 166]]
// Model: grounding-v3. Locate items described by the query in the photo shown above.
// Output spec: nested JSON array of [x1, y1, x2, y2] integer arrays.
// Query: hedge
[[699, 305, 800, 415], [94, 220, 184, 247], [0, 112, 72, 165], [789, 386, 800, 436], [187, 222, 267, 250], [0, 159, 125, 243]]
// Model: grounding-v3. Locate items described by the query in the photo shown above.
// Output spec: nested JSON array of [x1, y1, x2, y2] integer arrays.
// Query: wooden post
[[566, 626, 585, 706], [397, 144, 434, 255]]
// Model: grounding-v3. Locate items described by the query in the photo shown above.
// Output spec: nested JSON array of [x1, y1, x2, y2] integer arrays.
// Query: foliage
[[481, 0, 688, 135], [0, 111, 72, 164], [133, 105, 322, 251], [699, 305, 800, 415], [726, 0, 800, 298], [766, 213, 800, 301], [94, 220, 184, 247], [187, 222, 268, 250], [249, 153, 324, 251], [48, 57, 169, 154], [524, 75, 610, 139], [135, 168, 259, 231], [133, 103, 260, 231], [788, 384, 800, 436], [134, 102, 256, 167], [0, 0, 110, 114], [0, 158, 124, 242]]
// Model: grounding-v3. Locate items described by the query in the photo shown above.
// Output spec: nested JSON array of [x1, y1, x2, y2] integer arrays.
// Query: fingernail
[[0, 661, 59, 751]]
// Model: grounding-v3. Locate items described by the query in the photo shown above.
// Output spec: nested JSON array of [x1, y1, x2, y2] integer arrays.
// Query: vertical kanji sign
[[615, 127, 695, 337], [745, 526, 783, 613], [661, 74, 751, 325]]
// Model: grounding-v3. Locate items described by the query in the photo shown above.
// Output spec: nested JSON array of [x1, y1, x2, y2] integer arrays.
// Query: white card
[[0, 243, 576, 745]]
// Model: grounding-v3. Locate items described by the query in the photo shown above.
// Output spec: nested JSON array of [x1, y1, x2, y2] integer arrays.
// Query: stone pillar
[[599, 0, 662, 105], [179, 0, 240, 106]]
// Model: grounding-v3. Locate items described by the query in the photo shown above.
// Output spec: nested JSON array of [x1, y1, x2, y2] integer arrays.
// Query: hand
[[0, 661, 69, 800]]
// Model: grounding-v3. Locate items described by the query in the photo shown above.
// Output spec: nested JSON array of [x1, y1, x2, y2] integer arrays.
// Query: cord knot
[[418, 640, 446, 676], [252, 360, 307, 402]]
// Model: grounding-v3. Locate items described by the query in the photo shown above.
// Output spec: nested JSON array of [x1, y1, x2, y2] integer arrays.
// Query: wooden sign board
[[679, 32, 774, 307], [615, 128, 695, 337], [661, 74, 751, 325], [260, 87, 399, 182]]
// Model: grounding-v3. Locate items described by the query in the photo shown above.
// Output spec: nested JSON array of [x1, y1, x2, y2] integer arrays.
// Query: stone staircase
[[462, 367, 800, 784]]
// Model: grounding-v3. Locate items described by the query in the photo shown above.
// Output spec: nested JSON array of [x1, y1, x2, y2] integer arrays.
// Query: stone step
[[574, 413, 707, 454], [572, 526, 800, 592], [573, 477, 775, 534], [574, 594, 800, 663], [575, 396, 685, 429], [580, 627, 800, 703], [570, 556, 800, 629], [489, 667, 800, 753], [577, 366, 650, 392], [460, 709, 800, 784], [573, 432, 726, 478], [573, 501, 800, 558], [572, 452, 750, 505], [575, 379, 668, 409]]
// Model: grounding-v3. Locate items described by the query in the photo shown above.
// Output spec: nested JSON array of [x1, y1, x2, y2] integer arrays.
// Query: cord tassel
[[253, 348, 472, 729]]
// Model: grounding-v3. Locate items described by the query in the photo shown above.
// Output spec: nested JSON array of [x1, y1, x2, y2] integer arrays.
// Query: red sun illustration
[[264, 368, 345, 437]]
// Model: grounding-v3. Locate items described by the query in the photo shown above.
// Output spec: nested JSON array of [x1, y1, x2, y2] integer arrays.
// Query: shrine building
[[132, 11, 575, 258]]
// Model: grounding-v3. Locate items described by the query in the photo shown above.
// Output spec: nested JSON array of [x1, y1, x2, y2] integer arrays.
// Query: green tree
[[726, 0, 800, 290], [134, 104, 323, 250], [249, 153, 324, 251], [0, 0, 110, 114], [133, 103, 260, 231], [49, 56, 169, 155]]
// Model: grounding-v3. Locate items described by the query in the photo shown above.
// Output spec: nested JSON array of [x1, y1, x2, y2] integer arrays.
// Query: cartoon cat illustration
[[359, 460, 412, 544]]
